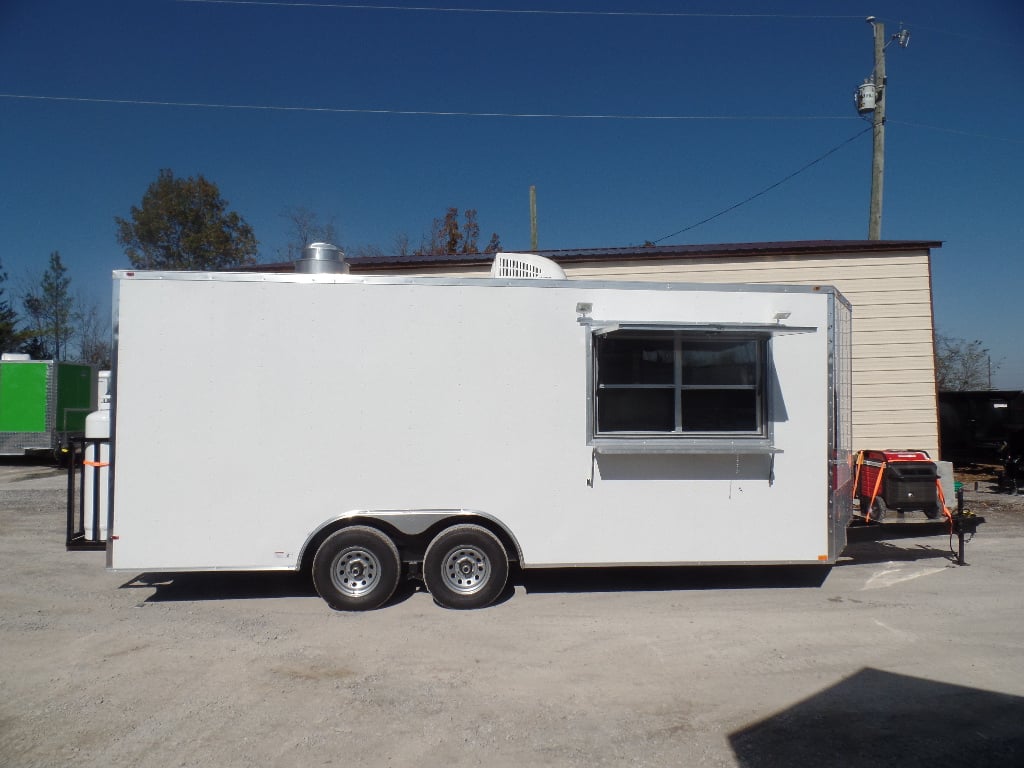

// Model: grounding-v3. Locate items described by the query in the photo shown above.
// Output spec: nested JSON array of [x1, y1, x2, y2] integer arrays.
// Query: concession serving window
[[584, 322, 816, 455]]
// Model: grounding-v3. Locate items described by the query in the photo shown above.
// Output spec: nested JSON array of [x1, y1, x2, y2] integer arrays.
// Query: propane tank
[[83, 371, 111, 542]]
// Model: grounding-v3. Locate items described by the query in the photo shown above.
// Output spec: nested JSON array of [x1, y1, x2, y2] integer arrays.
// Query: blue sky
[[1, 0, 1021, 387]]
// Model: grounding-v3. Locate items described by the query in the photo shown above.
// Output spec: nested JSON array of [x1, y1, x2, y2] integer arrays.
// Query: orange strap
[[852, 451, 864, 500], [83, 460, 109, 468], [866, 462, 886, 521], [935, 478, 954, 523]]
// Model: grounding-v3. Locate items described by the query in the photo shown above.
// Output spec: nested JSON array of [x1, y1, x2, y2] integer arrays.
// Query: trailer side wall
[[109, 274, 845, 571]]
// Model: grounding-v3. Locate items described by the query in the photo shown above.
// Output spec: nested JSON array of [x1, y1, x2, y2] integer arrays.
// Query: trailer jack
[[951, 487, 982, 566]]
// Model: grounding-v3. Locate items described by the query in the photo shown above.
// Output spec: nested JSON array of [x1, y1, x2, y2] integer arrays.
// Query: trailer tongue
[[848, 487, 984, 564]]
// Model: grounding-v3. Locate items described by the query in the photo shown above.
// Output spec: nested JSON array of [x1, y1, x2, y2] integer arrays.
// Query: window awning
[[585, 321, 817, 336]]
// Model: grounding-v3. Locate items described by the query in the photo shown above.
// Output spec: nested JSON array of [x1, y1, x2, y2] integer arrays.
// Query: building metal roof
[[247, 239, 943, 273]]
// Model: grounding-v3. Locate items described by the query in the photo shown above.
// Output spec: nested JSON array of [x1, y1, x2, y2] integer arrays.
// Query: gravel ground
[[1, 461, 1022, 768]]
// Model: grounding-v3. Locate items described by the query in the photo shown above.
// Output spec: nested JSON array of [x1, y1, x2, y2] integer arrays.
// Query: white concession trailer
[[84, 251, 854, 610]]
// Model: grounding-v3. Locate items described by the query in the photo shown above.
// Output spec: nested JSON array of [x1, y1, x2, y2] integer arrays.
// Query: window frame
[[584, 322, 810, 455]]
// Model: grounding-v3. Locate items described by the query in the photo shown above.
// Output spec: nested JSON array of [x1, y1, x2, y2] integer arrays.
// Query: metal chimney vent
[[295, 242, 349, 274]]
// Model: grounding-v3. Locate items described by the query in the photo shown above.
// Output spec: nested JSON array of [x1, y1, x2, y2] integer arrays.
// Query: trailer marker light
[[818, 554, 829, 561]]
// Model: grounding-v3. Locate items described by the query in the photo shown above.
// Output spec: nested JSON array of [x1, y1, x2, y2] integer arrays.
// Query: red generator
[[856, 449, 942, 521]]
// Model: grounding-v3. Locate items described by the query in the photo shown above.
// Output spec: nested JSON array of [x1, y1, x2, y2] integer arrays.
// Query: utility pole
[[856, 17, 909, 240], [529, 185, 538, 250], [868, 18, 886, 240]]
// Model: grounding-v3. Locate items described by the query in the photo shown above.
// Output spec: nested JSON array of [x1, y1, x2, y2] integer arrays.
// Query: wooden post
[[529, 186, 538, 250], [868, 20, 886, 240]]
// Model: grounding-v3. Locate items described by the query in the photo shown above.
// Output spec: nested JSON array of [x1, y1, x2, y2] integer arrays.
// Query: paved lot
[[1, 461, 1022, 767]]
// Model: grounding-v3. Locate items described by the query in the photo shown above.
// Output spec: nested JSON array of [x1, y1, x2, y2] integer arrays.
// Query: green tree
[[115, 169, 258, 270], [0, 259, 20, 353], [22, 251, 73, 360]]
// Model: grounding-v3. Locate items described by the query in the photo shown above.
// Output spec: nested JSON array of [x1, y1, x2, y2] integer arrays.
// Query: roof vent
[[491, 252, 566, 280], [295, 242, 349, 274]]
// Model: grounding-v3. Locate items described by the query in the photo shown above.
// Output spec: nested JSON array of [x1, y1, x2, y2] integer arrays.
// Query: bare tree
[[0, 258, 20, 354], [346, 243, 385, 259], [278, 207, 339, 260], [935, 333, 999, 391], [420, 208, 496, 255], [393, 233, 413, 257], [75, 296, 111, 368], [347, 211, 500, 260], [22, 251, 73, 360]]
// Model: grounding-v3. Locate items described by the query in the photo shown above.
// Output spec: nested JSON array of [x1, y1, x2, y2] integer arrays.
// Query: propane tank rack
[[65, 435, 110, 551]]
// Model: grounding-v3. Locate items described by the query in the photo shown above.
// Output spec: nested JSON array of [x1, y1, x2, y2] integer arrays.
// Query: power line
[[0, 93, 859, 121], [177, 1, 864, 19], [887, 119, 1024, 145], [651, 125, 873, 244]]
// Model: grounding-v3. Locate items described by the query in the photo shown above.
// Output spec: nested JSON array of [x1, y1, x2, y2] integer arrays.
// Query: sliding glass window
[[594, 331, 766, 438]]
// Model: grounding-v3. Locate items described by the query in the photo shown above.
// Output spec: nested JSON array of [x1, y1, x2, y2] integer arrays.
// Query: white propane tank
[[83, 371, 111, 542]]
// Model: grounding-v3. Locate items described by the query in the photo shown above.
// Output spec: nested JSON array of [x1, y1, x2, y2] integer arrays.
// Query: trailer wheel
[[861, 496, 887, 522], [924, 503, 942, 520], [423, 524, 508, 610], [312, 526, 401, 611], [873, 497, 888, 521]]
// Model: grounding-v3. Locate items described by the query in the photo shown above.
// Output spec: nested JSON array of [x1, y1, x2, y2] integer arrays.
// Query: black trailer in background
[[939, 390, 1024, 464]]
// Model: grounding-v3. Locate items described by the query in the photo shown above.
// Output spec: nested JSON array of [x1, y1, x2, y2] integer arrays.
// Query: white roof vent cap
[[491, 252, 567, 279]]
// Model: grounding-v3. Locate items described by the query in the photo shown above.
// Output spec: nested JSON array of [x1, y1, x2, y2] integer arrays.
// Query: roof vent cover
[[295, 242, 349, 274], [491, 252, 567, 279]]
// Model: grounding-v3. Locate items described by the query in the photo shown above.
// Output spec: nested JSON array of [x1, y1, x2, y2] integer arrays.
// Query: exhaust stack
[[295, 242, 349, 274]]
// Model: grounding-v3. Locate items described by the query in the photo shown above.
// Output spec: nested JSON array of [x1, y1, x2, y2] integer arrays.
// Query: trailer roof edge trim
[[113, 270, 848, 303]]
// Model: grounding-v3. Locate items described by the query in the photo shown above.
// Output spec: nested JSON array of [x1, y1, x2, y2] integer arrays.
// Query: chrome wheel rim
[[330, 546, 383, 598], [440, 545, 491, 595]]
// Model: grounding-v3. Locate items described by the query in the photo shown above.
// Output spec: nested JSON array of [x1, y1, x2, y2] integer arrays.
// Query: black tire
[[423, 524, 509, 610], [924, 503, 942, 520], [869, 496, 887, 523], [312, 526, 401, 611]]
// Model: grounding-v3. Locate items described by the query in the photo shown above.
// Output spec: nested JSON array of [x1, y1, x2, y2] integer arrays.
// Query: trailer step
[[65, 533, 106, 552]]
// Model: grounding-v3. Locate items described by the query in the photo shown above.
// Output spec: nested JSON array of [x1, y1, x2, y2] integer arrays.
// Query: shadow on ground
[[518, 564, 830, 594], [125, 572, 317, 602], [126, 533, 973, 606], [838, 539, 957, 566], [730, 667, 1024, 767], [126, 563, 833, 607]]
